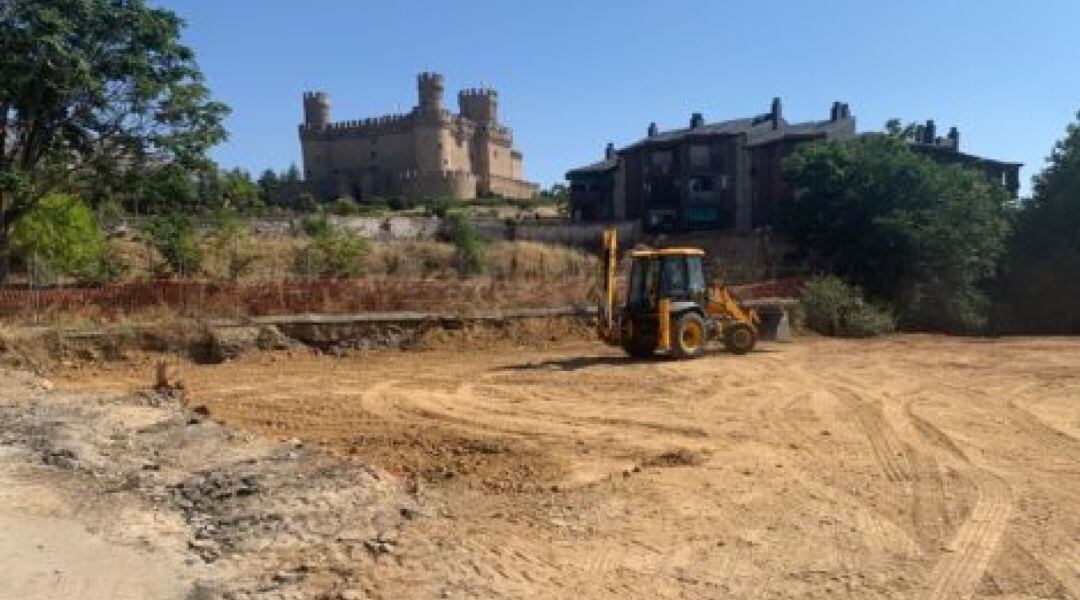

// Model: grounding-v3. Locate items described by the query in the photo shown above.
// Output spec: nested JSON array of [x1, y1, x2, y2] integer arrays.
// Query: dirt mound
[[413, 316, 592, 350], [0, 369, 415, 599]]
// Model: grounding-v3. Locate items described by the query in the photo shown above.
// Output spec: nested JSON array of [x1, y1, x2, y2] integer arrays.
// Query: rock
[[255, 326, 291, 351], [208, 326, 262, 363]]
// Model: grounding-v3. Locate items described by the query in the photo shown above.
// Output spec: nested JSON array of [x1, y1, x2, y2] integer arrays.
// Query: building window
[[370, 151, 377, 159], [688, 145, 710, 168], [718, 174, 730, 190], [651, 150, 673, 167], [688, 176, 714, 193]]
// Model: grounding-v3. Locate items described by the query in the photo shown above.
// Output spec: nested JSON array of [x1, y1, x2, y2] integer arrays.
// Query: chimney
[[925, 119, 936, 144], [830, 101, 842, 121], [771, 97, 782, 130], [647, 122, 659, 137], [841, 103, 850, 119], [947, 126, 960, 151], [690, 112, 705, 129], [605, 142, 615, 160]]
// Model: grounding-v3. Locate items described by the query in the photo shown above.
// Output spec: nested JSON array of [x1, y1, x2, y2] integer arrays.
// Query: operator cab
[[625, 248, 707, 311]]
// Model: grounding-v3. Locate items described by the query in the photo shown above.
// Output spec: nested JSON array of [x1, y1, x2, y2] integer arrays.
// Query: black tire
[[723, 322, 757, 355], [621, 318, 655, 358], [672, 312, 707, 359]]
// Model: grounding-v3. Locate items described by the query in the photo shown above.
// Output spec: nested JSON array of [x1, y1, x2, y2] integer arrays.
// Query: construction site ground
[[4, 334, 1079, 599]]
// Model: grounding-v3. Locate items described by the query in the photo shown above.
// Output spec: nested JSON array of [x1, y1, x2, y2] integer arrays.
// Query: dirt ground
[[10, 334, 1080, 598]]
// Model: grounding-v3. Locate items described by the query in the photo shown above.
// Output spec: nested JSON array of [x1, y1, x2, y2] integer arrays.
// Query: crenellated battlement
[[458, 87, 497, 99], [317, 113, 417, 136]]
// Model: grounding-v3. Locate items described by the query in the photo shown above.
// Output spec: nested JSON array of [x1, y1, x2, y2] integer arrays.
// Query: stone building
[[904, 119, 1022, 198], [299, 73, 538, 201], [567, 99, 856, 231]]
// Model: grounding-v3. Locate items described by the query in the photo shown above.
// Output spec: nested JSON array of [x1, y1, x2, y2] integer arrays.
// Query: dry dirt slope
[[51, 335, 1080, 599]]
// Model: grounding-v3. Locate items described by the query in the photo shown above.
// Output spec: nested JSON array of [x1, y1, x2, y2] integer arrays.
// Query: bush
[[293, 216, 368, 278], [441, 211, 485, 277], [12, 193, 107, 284], [143, 212, 202, 278], [800, 276, 895, 338], [206, 208, 256, 282], [330, 196, 358, 216], [387, 197, 413, 211], [296, 192, 319, 213]]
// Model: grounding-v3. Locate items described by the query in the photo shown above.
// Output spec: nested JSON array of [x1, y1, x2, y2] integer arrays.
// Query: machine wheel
[[723, 323, 757, 355], [672, 312, 707, 359], [621, 318, 655, 358]]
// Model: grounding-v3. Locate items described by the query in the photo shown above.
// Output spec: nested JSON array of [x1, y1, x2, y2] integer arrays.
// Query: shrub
[[12, 193, 107, 284], [143, 212, 202, 278], [293, 216, 368, 278], [330, 196, 358, 216], [441, 211, 485, 277], [800, 276, 895, 338], [387, 197, 413, 211], [206, 208, 257, 282], [296, 192, 320, 213]]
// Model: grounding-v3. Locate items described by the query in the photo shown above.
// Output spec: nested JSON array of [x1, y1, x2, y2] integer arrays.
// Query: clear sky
[[162, 0, 1078, 195]]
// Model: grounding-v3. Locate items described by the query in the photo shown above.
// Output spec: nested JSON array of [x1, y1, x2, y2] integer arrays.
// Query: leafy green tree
[[220, 168, 262, 214], [11, 193, 105, 283], [142, 164, 200, 214], [257, 169, 280, 207], [993, 111, 1080, 332], [143, 212, 202, 278], [0, 0, 229, 281], [783, 134, 1010, 333]]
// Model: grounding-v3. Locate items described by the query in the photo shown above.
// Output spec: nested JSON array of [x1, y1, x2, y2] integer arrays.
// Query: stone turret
[[417, 72, 444, 112], [459, 88, 498, 123], [303, 91, 330, 129]]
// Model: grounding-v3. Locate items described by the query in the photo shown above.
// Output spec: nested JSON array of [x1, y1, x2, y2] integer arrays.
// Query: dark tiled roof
[[566, 156, 618, 176], [908, 142, 1022, 167]]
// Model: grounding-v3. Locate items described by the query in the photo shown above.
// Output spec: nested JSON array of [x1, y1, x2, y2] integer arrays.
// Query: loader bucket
[[756, 308, 793, 342]]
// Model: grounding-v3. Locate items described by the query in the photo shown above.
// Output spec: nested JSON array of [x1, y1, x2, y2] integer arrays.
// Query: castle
[[299, 73, 538, 201]]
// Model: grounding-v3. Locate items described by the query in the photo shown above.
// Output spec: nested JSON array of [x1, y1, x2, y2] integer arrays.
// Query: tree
[[993, 111, 1080, 332], [783, 134, 1010, 333], [257, 169, 280, 207], [220, 168, 262, 214], [11, 193, 105, 283], [143, 212, 201, 278], [0, 0, 229, 281]]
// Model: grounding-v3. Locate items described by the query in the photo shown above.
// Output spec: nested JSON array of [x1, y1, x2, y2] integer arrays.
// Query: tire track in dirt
[[830, 386, 915, 483], [923, 476, 1012, 600]]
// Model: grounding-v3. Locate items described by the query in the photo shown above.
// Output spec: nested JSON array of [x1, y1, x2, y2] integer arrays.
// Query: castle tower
[[417, 72, 444, 112], [458, 88, 498, 123], [303, 91, 330, 129]]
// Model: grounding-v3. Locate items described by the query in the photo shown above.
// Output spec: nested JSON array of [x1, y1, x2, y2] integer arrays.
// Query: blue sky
[[163, 0, 1078, 195]]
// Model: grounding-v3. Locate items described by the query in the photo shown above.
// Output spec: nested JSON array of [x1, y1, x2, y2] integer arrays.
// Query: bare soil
[[7, 334, 1080, 599]]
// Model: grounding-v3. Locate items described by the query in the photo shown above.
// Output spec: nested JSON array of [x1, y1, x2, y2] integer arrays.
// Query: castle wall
[[300, 74, 537, 202]]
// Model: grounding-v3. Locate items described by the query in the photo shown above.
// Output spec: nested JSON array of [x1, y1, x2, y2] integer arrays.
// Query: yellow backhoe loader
[[597, 228, 760, 358]]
